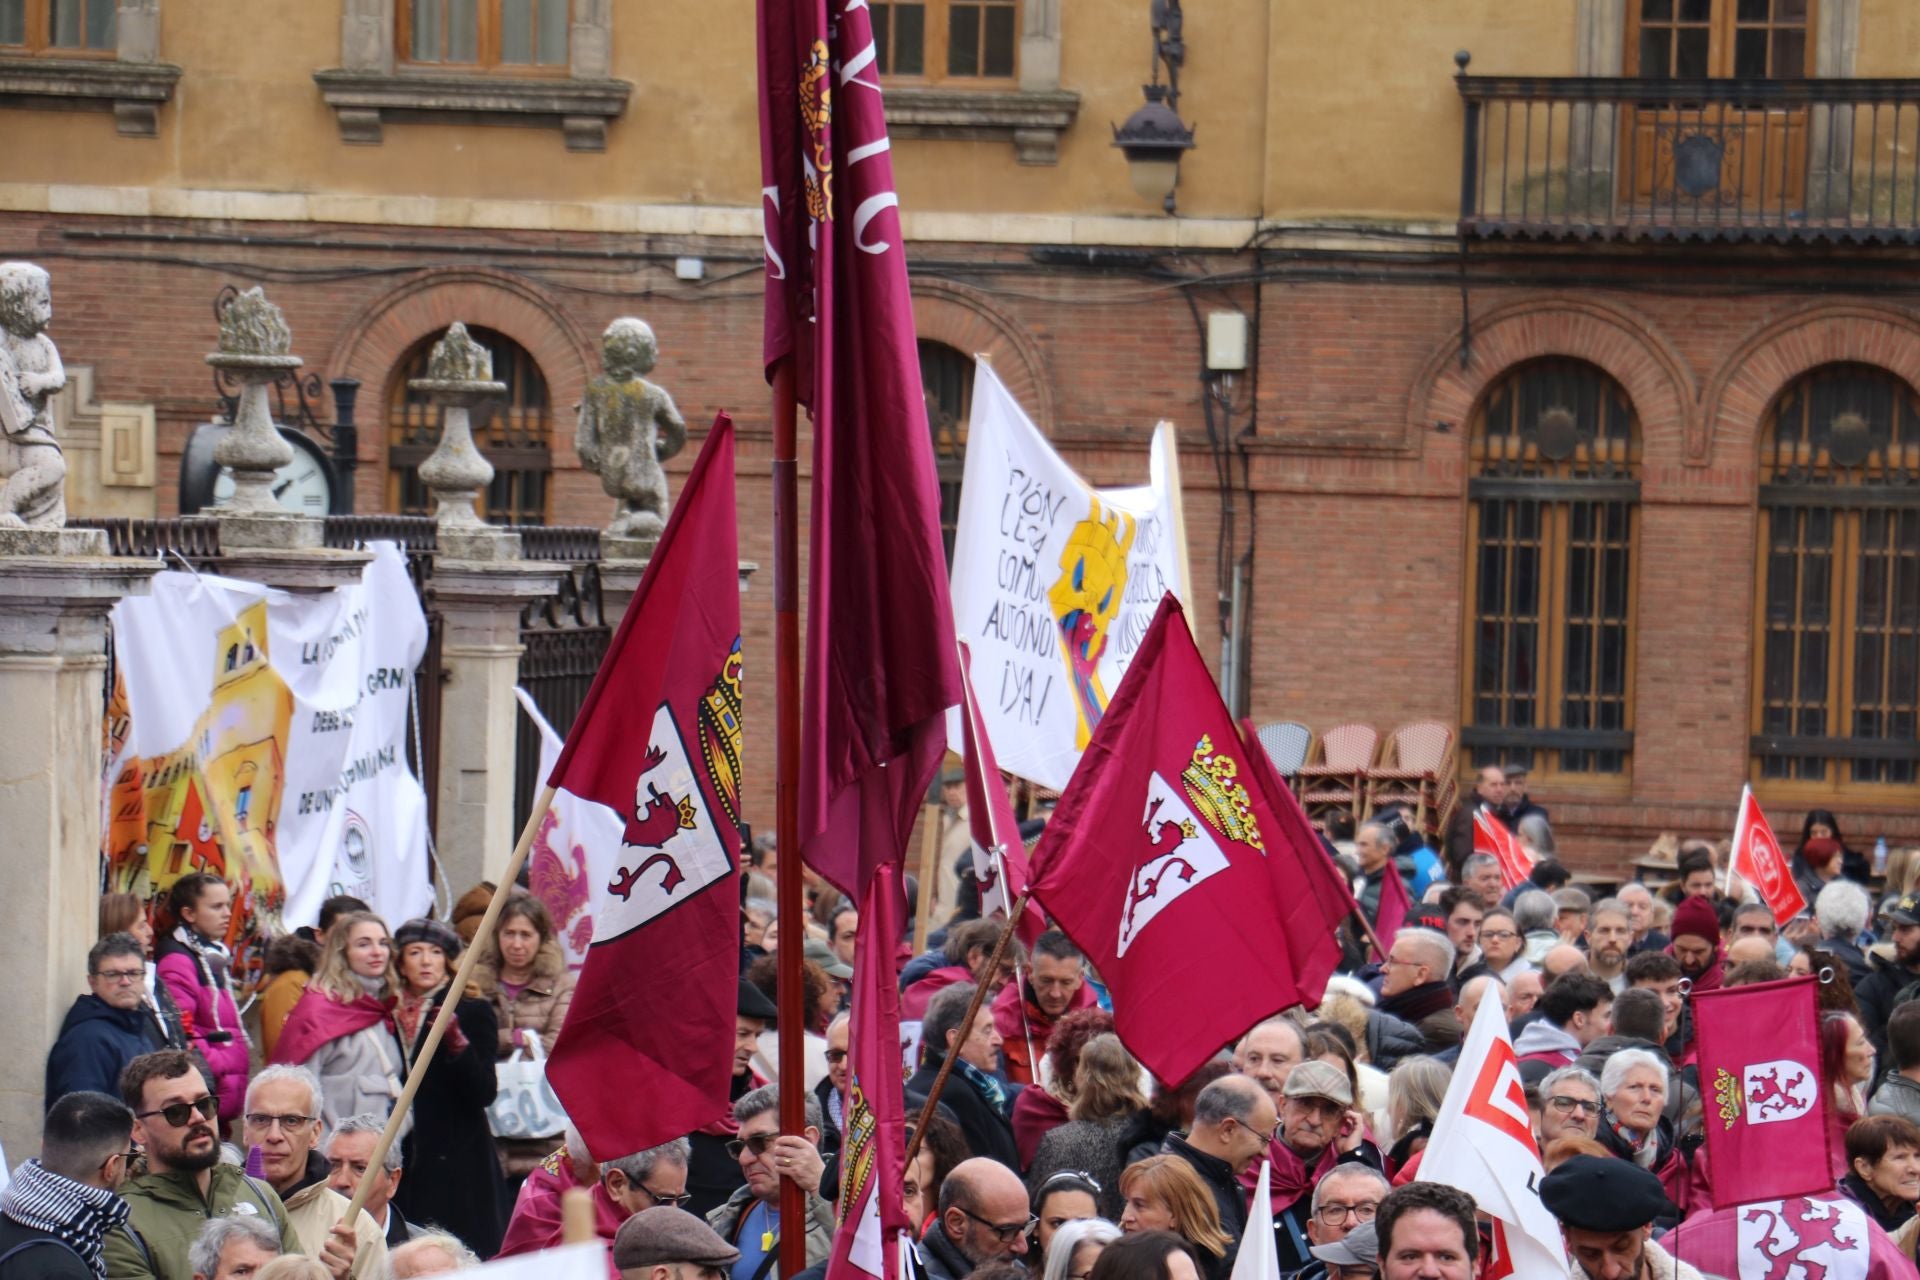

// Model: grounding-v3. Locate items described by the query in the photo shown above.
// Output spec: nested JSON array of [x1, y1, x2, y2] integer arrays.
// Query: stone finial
[[410, 322, 510, 549], [216, 286, 294, 359], [0, 261, 74, 539], [206, 286, 301, 528], [576, 316, 686, 555], [425, 321, 494, 382]]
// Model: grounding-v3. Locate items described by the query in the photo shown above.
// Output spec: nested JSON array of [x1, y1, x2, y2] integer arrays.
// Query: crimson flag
[[1693, 975, 1833, 1209], [826, 863, 909, 1280], [1374, 857, 1412, 943], [1028, 594, 1312, 1086], [544, 416, 745, 1160], [1730, 785, 1807, 925], [1474, 808, 1535, 892], [759, 0, 960, 899], [958, 639, 1043, 947], [1664, 1196, 1917, 1279], [1237, 718, 1348, 1000]]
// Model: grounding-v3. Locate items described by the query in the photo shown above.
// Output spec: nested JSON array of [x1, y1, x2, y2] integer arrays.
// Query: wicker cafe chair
[[1295, 722, 1379, 821], [1365, 721, 1457, 833], [1254, 721, 1314, 778]]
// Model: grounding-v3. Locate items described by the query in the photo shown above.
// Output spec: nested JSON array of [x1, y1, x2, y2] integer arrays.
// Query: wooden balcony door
[[1623, 0, 1812, 217]]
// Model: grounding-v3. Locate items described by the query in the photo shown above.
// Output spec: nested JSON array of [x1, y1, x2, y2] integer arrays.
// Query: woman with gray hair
[[1594, 1048, 1692, 1219], [188, 1215, 281, 1279], [1044, 1217, 1123, 1280]]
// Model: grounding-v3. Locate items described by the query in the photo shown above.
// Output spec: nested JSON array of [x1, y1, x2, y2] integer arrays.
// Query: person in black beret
[[1539, 1155, 1697, 1280], [615, 1204, 742, 1280], [687, 980, 782, 1218]]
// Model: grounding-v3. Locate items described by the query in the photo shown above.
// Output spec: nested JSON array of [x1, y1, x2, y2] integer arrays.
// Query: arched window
[[920, 339, 973, 564], [1753, 363, 1920, 796], [1463, 359, 1641, 781], [387, 326, 552, 525]]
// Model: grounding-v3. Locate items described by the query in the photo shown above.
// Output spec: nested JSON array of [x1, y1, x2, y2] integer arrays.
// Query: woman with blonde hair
[[1117, 1156, 1231, 1280], [269, 910, 410, 1137], [1382, 1055, 1451, 1180], [1028, 1033, 1149, 1217]]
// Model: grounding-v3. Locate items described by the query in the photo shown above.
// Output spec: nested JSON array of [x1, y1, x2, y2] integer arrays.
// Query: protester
[[1728, 902, 1788, 966], [1796, 837, 1849, 912], [611, 1205, 739, 1280], [1859, 896, 1920, 1060], [1594, 1049, 1688, 1215], [1817, 881, 1876, 986], [1300, 1166, 1389, 1277], [1624, 952, 1689, 1059], [323, 1116, 414, 1250], [1246, 1061, 1378, 1276], [746, 954, 831, 1089], [387, 916, 506, 1256], [994, 931, 1096, 1086], [260, 936, 323, 1063], [1534, 1066, 1603, 1147], [0, 1091, 134, 1279], [1512, 891, 1559, 965], [99, 893, 187, 1050], [1617, 884, 1666, 955], [496, 1129, 665, 1267], [1662, 848, 1718, 906], [1457, 856, 1501, 912], [1443, 767, 1507, 879], [1153, 1075, 1273, 1261], [827, 902, 859, 971], [1380, 1059, 1447, 1181], [907, 1117, 971, 1239], [1376, 931, 1456, 1050], [1233, 1018, 1305, 1112], [1584, 900, 1632, 995], [1506, 971, 1545, 1022], [386, 1234, 479, 1276], [475, 891, 577, 1056], [103, 1051, 302, 1280], [1352, 822, 1402, 929], [923, 1157, 1035, 1280], [687, 981, 777, 1218], [1088, 1232, 1205, 1280], [1871, 1003, 1920, 1126], [1841, 1115, 1920, 1237], [1013, 1008, 1115, 1170], [1028, 1034, 1148, 1214], [1468, 909, 1528, 981], [1371, 1183, 1476, 1280], [1303, 1220, 1378, 1280], [1514, 975, 1613, 1078], [706, 1085, 832, 1280], [1500, 765, 1548, 829], [1539, 1155, 1701, 1280], [1551, 888, 1591, 945], [911, 982, 1019, 1168], [154, 872, 250, 1126], [1115, 1158, 1230, 1280], [187, 1217, 282, 1280], [270, 911, 407, 1140], [1030, 1172, 1101, 1263], [1435, 890, 1482, 981], [45, 933, 172, 1111], [241, 1066, 386, 1278], [904, 921, 1016, 1021], [1828, 1011, 1877, 1178], [1042, 1219, 1121, 1280], [1304, 1026, 1383, 1121], [1118, 1062, 1234, 1170]]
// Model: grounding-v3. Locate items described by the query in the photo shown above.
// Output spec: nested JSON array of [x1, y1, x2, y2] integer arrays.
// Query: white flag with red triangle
[[1474, 808, 1536, 893], [1418, 975, 1569, 1280], [1728, 784, 1807, 925]]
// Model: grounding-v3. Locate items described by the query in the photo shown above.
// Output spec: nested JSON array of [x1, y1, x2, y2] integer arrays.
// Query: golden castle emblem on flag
[[698, 638, 745, 830], [1712, 1067, 1741, 1130], [1181, 735, 1262, 851]]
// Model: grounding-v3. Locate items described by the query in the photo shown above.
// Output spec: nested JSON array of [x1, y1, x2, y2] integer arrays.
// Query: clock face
[[211, 438, 333, 514]]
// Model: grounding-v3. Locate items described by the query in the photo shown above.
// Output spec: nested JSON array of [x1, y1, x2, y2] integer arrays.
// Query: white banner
[[947, 359, 1191, 792], [105, 543, 431, 936]]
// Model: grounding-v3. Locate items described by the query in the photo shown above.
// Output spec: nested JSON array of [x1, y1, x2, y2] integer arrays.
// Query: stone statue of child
[[576, 317, 687, 541], [0, 262, 68, 528]]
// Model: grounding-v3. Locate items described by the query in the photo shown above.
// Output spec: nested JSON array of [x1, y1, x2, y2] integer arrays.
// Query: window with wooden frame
[[388, 327, 552, 526], [1752, 364, 1920, 798], [1463, 360, 1641, 784], [920, 339, 973, 564], [0, 0, 116, 54], [1628, 0, 1811, 79], [401, 0, 568, 71], [871, 0, 1017, 82]]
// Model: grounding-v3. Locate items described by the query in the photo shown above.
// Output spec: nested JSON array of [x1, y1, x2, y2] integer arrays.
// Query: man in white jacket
[[243, 1066, 387, 1279]]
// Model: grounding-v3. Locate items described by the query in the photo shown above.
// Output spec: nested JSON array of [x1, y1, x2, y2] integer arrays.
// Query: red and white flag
[[957, 639, 1042, 946], [1729, 784, 1807, 925], [826, 863, 910, 1280], [1418, 972, 1570, 1280], [1693, 975, 1833, 1208], [1028, 595, 1315, 1086], [1474, 808, 1536, 892], [544, 416, 745, 1160], [759, 0, 960, 900]]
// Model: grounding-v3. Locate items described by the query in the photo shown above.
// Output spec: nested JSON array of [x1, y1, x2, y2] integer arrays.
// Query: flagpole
[[903, 892, 1028, 1168], [992, 844, 1040, 1081], [345, 784, 556, 1222], [1353, 908, 1388, 963], [771, 355, 808, 1273]]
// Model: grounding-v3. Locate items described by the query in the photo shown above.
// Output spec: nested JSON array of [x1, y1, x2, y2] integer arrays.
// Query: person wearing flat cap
[[1540, 1155, 1699, 1280], [688, 980, 782, 1218], [1247, 1059, 1381, 1277], [388, 915, 510, 1257], [615, 1205, 741, 1280]]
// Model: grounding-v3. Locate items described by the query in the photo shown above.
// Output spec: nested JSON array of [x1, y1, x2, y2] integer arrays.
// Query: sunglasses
[[137, 1096, 218, 1128], [825, 1049, 849, 1064], [727, 1133, 777, 1159], [643, 1186, 694, 1209]]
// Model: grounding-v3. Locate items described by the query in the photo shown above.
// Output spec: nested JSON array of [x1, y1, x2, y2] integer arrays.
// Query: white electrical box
[[674, 257, 706, 281], [1207, 311, 1248, 371]]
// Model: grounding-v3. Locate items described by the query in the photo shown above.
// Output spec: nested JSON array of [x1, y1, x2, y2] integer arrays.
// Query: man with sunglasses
[[0, 1090, 135, 1278], [46, 933, 172, 1107], [103, 1050, 302, 1280], [921, 1157, 1032, 1280], [707, 1085, 832, 1280]]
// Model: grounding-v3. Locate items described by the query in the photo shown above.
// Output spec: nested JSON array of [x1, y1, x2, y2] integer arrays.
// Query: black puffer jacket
[[1366, 1009, 1428, 1070]]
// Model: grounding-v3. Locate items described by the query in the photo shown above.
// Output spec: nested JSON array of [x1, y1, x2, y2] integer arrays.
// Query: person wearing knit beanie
[[1668, 895, 1724, 992]]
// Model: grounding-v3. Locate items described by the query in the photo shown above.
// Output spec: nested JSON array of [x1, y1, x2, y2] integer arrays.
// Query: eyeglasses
[[92, 968, 145, 984], [137, 1096, 218, 1128], [642, 1185, 694, 1209], [1479, 929, 1519, 941], [962, 1209, 1038, 1242], [825, 1049, 849, 1064], [1313, 1202, 1378, 1227], [726, 1133, 777, 1159], [1546, 1095, 1601, 1116], [244, 1113, 316, 1132]]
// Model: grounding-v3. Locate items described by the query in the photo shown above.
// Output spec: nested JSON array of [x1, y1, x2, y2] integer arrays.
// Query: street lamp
[[1112, 0, 1193, 214]]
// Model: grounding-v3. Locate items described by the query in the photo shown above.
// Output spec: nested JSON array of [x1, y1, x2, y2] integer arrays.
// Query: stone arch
[[1704, 304, 1920, 463], [910, 278, 1053, 432], [324, 268, 596, 478], [1408, 297, 1696, 465]]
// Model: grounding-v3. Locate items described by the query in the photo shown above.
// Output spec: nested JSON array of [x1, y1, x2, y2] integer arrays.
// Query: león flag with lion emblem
[[1693, 974, 1834, 1208]]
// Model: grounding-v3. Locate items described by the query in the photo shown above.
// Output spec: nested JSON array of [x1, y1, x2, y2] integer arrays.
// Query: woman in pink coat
[[153, 872, 250, 1126]]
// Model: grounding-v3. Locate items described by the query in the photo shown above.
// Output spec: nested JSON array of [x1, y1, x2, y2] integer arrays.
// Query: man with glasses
[[46, 934, 171, 1108], [1293, 1166, 1390, 1280], [921, 1157, 1032, 1280], [1162, 1075, 1277, 1264], [325, 1115, 415, 1249], [1534, 1066, 1603, 1146], [707, 1085, 832, 1280], [243, 1066, 383, 1279], [104, 1050, 301, 1279], [1256, 1061, 1378, 1277], [0, 1091, 136, 1278]]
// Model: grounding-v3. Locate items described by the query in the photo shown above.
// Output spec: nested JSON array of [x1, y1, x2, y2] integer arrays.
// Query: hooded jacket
[[101, 1164, 298, 1280], [44, 994, 167, 1109], [153, 929, 249, 1125]]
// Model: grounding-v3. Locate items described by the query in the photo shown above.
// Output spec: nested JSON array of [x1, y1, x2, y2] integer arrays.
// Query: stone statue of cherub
[[576, 317, 687, 542], [0, 262, 68, 528]]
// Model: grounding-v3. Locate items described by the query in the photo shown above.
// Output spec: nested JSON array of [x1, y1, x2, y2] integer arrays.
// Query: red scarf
[[1241, 1133, 1338, 1210], [269, 987, 392, 1067]]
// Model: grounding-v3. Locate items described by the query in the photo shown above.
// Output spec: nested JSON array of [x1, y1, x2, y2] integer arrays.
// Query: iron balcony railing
[[1457, 70, 1920, 242]]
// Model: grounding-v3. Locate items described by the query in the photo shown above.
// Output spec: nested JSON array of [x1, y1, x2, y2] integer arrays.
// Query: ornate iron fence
[[512, 527, 611, 836]]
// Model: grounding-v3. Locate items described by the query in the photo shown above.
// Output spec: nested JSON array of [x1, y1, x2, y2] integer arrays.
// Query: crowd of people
[[10, 764, 1920, 1280]]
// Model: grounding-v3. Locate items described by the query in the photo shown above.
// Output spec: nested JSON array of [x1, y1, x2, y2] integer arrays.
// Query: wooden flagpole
[[914, 802, 940, 954], [345, 784, 556, 1221]]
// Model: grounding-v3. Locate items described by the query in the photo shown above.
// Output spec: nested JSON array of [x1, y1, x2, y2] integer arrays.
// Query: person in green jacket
[[100, 1050, 303, 1280]]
